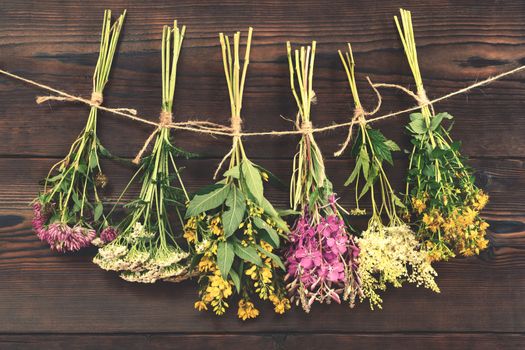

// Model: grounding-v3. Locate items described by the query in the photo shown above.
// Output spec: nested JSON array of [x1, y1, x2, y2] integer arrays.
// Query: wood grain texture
[[0, 0, 524, 348], [0, 334, 523, 350]]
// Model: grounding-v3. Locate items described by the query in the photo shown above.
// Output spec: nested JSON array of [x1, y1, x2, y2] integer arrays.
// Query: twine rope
[[0, 65, 523, 140], [333, 76, 383, 157], [212, 113, 243, 179]]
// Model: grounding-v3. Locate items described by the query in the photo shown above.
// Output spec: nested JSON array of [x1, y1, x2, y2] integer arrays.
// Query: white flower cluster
[[93, 222, 191, 283], [357, 221, 440, 309], [128, 222, 155, 243]]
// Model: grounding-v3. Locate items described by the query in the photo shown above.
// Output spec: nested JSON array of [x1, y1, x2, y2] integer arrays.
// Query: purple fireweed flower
[[327, 235, 348, 255], [296, 246, 322, 269], [285, 198, 361, 312]]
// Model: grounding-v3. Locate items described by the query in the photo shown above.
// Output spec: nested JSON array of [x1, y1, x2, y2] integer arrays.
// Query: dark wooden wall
[[0, 1, 524, 349]]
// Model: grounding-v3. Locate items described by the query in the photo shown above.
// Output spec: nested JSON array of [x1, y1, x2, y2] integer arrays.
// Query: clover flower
[[31, 10, 126, 252]]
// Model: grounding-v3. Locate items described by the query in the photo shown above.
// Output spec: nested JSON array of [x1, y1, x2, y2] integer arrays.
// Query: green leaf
[[393, 194, 406, 209], [423, 164, 435, 177], [430, 113, 444, 131], [259, 197, 289, 232], [94, 201, 103, 222], [344, 159, 361, 186], [98, 144, 112, 158], [234, 244, 262, 266], [253, 163, 287, 190], [257, 246, 285, 270], [222, 186, 246, 237], [170, 144, 198, 159], [229, 268, 241, 293], [241, 160, 264, 204], [358, 180, 372, 200], [223, 165, 240, 179], [407, 118, 427, 134], [77, 164, 88, 176], [409, 112, 424, 121], [253, 217, 280, 248], [360, 147, 370, 178], [217, 241, 235, 278], [185, 184, 230, 218], [276, 208, 300, 216], [384, 139, 400, 152], [88, 152, 98, 169]]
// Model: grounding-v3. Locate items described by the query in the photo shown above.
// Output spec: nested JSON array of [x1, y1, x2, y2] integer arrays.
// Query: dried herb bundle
[[396, 9, 489, 261], [339, 44, 439, 309], [284, 41, 361, 313], [184, 28, 291, 320], [94, 21, 194, 283], [32, 10, 125, 252]]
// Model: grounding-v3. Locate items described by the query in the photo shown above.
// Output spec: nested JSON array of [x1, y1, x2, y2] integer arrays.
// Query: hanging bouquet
[[338, 44, 439, 309], [32, 10, 126, 252], [184, 28, 291, 320], [93, 21, 194, 283], [284, 41, 361, 313], [395, 9, 489, 261]]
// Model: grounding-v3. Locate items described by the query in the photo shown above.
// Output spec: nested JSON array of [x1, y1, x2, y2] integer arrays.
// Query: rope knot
[[159, 110, 173, 126], [90, 91, 103, 106], [300, 120, 313, 135], [353, 105, 367, 125], [416, 88, 430, 106], [231, 115, 242, 136]]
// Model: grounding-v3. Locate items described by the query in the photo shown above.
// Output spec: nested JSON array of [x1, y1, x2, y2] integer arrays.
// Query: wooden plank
[[0, 253, 523, 334], [1, 0, 525, 157], [0, 334, 523, 350]]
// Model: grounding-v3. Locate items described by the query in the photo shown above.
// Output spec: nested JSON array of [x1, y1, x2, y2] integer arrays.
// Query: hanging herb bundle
[[93, 21, 193, 283], [395, 9, 489, 261], [184, 28, 291, 320], [32, 10, 125, 252], [284, 41, 361, 313], [338, 44, 439, 309]]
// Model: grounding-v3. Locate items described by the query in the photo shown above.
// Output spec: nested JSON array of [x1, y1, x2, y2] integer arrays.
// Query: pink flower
[[46, 223, 95, 253], [285, 201, 362, 311], [32, 202, 49, 241], [100, 226, 118, 243], [295, 247, 322, 269], [327, 234, 348, 254]]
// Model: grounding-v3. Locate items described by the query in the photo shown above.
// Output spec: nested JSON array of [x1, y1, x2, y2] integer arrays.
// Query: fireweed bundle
[[338, 44, 439, 309], [184, 28, 291, 320], [94, 21, 193, 283], [32, 10, 125, 252], [395, 9, 489, 261], [284, 41, 361, 313]]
